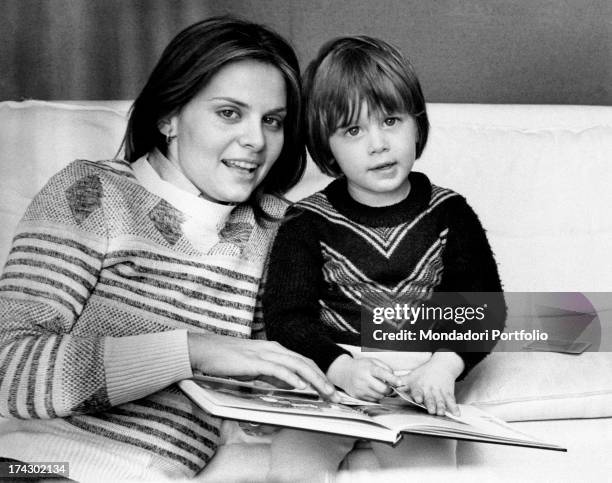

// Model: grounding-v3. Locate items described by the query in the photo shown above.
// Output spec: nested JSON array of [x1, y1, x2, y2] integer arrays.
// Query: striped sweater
[[264, 172, 505, 377], [0, 157, 284, 480]]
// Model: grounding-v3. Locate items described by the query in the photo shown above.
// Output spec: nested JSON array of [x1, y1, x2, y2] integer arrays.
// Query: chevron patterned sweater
[[0, 158, 284, 480], [264, 172, 505, 377]]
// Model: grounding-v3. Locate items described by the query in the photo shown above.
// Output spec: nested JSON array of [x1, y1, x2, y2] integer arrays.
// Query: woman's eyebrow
[[208, 96, 247, 106], [208, 97, 286, 114]]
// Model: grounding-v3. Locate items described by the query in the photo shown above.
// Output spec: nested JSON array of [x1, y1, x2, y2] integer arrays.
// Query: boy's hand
[[327, 355, 401, 402], [397, 352, 464, 416]]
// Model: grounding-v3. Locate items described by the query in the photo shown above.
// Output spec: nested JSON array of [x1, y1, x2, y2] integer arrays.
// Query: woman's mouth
[[222, 159, 259, 173]]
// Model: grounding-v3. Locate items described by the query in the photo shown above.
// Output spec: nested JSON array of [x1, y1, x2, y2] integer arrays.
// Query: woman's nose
[[238, 120, 265, 151], [368, 127, 389, 154]]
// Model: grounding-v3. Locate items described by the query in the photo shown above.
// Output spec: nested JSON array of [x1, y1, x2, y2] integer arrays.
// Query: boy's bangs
[[324, 58, 412, 131]]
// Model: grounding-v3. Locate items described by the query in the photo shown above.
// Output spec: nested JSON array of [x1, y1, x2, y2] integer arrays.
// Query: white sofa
[[1, 100, 611, 482]]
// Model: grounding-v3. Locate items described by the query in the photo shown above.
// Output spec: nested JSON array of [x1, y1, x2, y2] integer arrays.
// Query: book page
[[366, 401, 561, 449], [180, 379, 398, 443], [190, 375, 375, 422]]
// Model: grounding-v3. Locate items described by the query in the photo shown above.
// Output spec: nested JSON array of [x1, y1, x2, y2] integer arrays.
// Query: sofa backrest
[[1, 100, 611, 293]]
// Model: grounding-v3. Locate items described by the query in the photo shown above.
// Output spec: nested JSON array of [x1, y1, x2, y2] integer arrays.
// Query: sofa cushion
[[456, 348, 612, 422], [417, 117, 612, 293], [0, 101, 129, 263]]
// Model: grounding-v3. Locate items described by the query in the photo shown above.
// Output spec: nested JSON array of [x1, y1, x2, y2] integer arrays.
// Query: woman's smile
[[221, 157, 262, 175]]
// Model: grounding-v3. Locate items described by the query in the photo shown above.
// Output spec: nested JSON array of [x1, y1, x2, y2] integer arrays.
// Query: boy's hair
[[303, 36, 429, 177]]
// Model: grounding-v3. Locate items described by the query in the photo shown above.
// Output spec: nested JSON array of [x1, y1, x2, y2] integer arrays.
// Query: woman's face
[[164, 60, 287, 203]]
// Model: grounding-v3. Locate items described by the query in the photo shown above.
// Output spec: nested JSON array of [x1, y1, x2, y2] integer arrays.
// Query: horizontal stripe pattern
[[0, 334, 64, 419], [0, 159, 279, 476]]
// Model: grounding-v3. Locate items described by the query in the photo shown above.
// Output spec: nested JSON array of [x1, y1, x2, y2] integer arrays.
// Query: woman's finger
[[249, 359, 307, 390], [258, 351, 339, 401], [263, 342, 329, 380]]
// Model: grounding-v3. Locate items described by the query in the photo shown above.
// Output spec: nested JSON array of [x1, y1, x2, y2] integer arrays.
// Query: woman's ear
[[158, 118, 178, 145]]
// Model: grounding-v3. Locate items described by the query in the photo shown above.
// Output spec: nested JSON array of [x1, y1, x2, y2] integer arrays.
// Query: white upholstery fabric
[[2, 100, 612, 481], [457, 351, 612, 421], [0, 101, 129, 263]]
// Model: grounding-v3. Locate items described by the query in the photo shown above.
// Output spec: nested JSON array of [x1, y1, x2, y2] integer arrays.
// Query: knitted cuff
[[104, 330, 193, 406]]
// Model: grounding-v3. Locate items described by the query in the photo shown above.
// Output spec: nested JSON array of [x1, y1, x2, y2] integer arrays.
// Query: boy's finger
[[444, 392, 460, 416], [410, 387, 424, 404], [434, 393, 446, 416], [424, 392, 437, 414], [367, 376, 390, 396], [371, 365, 402, 387], [356, 383, 386, 402]]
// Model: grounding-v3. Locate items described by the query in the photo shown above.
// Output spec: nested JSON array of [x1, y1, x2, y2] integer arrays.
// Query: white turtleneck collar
[[131, 150, 236, 250]]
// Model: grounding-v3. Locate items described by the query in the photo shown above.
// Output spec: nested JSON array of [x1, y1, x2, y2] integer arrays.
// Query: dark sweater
[[264, 172, 506, 377]]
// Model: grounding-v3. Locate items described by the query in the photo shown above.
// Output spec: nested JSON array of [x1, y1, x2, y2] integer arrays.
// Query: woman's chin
[[200, 188, 252, 205]]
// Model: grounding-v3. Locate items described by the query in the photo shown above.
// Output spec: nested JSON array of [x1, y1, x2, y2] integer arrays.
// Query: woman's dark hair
[[303, 36, 429, 177], [121, 16, 305, 222]]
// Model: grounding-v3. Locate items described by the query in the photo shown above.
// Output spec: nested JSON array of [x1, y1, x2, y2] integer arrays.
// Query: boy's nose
[[238, 120, 265, 151], [367, 128, 389, 154]]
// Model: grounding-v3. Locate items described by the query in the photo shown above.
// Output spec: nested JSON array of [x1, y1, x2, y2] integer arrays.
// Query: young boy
[[263, 36, 506, 481]]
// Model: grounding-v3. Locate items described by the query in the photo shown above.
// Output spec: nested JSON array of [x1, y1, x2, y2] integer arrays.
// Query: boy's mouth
[[369, 161, 397, 171]]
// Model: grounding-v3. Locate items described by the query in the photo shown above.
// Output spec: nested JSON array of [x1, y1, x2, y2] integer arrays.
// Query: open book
[[179, 375, 565, 452]]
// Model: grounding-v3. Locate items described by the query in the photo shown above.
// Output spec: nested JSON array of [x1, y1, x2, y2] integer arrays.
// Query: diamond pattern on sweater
[[219, 222, 252, 245], [65, 174, 103, 224], [148, 200, 185, 246]]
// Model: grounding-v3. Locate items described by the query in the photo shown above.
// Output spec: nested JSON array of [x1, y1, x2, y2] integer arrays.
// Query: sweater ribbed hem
[[104, 330, 192, 406]]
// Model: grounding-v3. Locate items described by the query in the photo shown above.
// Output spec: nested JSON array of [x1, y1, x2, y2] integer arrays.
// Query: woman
[[0, 16, 338, 481]]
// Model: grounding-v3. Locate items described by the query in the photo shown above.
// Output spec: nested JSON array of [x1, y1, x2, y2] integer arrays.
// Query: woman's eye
[[263, 116, 283, 130], [384, 117, 399, 127], [218, 109, 240, 120], [346, 126, 361, 137]]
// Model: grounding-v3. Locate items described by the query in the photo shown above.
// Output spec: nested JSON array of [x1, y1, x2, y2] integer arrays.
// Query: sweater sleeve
[[0, 162, 192, 420], [435, 196, 507, 378], [263, 209, 350, 372]]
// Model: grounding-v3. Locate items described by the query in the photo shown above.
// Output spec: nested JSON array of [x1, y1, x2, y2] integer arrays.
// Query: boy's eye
[[218, 108, 240, 121], [384, 117, 399, 127], [263, 115, 284, 130], [346, 126, 361, 137]]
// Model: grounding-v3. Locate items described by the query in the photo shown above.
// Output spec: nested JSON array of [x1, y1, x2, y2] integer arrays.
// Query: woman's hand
[[187, 333, 340, 402], [397, 352, 464, 416], [327, 355, 401, 402]]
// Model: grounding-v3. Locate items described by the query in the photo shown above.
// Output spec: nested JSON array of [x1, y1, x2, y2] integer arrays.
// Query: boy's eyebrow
[[208, 96, 286, 114]]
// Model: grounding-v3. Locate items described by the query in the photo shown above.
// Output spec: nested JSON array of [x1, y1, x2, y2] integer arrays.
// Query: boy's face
[[329, 101, 418, 207]]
